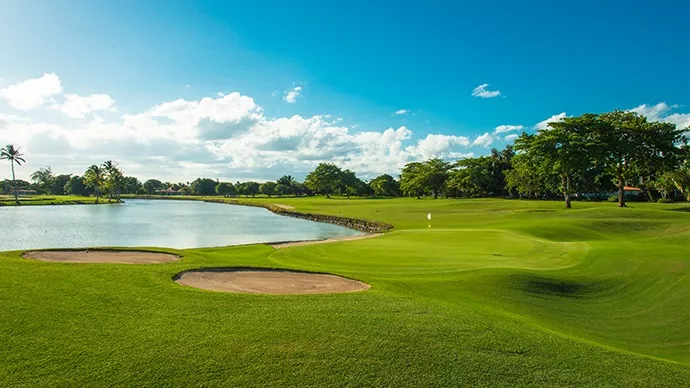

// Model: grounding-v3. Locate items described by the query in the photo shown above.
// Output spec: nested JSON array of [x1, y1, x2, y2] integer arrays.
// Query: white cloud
[[283, 86, 303, 103], [53, 94, 116, 118], [393, 109, 409, 115], [471, 83, 501, 98], [493, 124, 524, 134], [471, 132, 494, 147], [408, 134, 470, 160], [630, 102, 690, 130], [0, 73, 63, 110], [535, 112, 567, 130], [0, 74, 483, 181], [504, 134, 519, 142]]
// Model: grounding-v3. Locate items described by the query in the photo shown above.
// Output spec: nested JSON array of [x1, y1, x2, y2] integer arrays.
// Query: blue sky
[[1, 0, 689, 181]]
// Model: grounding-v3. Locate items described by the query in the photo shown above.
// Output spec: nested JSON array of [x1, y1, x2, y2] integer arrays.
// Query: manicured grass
[[1, 197, 690, 385], [0, 194, 104, 206]]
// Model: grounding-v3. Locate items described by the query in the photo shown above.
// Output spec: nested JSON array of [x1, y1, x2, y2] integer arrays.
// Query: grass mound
[[1, 197, 689, 385]]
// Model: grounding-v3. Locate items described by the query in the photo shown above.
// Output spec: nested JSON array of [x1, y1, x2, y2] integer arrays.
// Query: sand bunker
[[23, 250, 180, 264], [174, 269, 370, 294], [270, 233, 382, 249], [273, 204, 295, 210]]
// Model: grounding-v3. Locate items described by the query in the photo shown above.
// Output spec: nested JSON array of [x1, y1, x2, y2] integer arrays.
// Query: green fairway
[[2, 198, 690, 386], [0, 195, 104, 206]]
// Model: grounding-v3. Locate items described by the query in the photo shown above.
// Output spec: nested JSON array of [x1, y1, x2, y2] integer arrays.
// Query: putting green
[[1, 197, 689, 386], [269, 229, 587, 276]]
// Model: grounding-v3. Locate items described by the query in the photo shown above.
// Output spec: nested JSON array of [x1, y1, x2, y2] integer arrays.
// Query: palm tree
[[102, 160, 123, 202], [1, 144, 26, 204], [84, 165, 104, 203], [30, 166, 54, 194]]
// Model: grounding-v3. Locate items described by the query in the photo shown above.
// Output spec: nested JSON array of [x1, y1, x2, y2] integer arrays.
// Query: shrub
[[657, 198, 674, 204], [607, 195, 618, 202]]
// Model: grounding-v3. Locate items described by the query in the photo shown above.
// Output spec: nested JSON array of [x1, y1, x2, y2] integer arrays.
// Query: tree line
[[2, 109, 688, 207]]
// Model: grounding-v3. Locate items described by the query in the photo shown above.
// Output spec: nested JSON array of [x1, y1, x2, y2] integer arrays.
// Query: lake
[[0, 199, 361, 251]]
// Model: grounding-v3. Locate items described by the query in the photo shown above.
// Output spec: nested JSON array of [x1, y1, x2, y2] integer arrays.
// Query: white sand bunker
[[174, 269, 370, 295], [23, 250, 180, 264]]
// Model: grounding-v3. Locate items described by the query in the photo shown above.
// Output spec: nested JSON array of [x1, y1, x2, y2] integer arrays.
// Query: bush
[[607, 195, 618, 202], [657, 198, 674, 204]]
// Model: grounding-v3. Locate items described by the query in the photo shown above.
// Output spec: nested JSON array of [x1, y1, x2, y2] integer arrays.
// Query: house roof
[[624, 186, 641, 192]]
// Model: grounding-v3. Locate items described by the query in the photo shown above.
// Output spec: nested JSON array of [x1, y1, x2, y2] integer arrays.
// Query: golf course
[[1, 197, 689, 386]]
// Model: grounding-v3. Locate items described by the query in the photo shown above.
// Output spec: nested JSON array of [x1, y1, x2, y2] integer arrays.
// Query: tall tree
[[215, 182, 236, 197], [243, 181, 260, 197], [190, 178, 218, 196], [259, 182, 277, 197], [102, 161, 124, 202], [83, 165, 104, 203], [142, 179, 164, 195], [1, 144, 26, 204], [516, 115, 600, 208], [424, 158, 452, 198], [51, 174, 72, 195], [304, 163, 342, 198], [400, 162, 427, 198], [64, 175, 90, 196], [369, 174, 400, 197], [30, 166, 55, 194], [447, 157, 493, 198]]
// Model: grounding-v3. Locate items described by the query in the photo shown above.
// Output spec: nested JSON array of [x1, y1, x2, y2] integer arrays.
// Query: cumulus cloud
[[504, 134, 519, 142], [0, 74, 480, 181], [471, 83, 501, 98], [630, 102, 690, 130], [535, 112, 567, 130], [283, 86, 302, 103], [493, 124, 524, 134], [471, 132, 494, 147], [0, 73, 63, 110], [53, 94, 116, 118], [393, 109, 409, 115]]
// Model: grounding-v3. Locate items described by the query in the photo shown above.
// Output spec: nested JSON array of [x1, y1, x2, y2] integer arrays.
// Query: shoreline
[[128, 195, 394, 234], [2, 195, 394, 252]]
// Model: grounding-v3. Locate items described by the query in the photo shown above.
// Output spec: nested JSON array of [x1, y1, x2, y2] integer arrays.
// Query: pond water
[[0, 199, 360, 251]]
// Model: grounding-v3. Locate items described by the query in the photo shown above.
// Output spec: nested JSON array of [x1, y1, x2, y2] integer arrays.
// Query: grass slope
[[0, 195, 105, 206], [1, 197, 690, 386]]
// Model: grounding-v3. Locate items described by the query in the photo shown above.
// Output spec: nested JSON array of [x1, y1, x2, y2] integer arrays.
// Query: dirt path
[[269, 233, 383, 249], [23, 250, 180, 264], [175, 269, 369, 294]]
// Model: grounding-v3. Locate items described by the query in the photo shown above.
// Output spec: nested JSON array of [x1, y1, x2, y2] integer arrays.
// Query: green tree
[[259, 181, 277, 197], [446, 157, 493, 198], [64, 175, 90, 196], [30, 166, 54, 194], [215, 182, 236, 197], [518, 115, 600, 208], [122, 176, 143, 194], [102, 160, 124, 202], [190, 178, 218, 196], [243, 181, 260, 197], [83, 165, 104, 203], [51, 174, 72, 195], [400, 162, 427, 198], [304, 163, 342, 198], [400, 159, 451, 199], [369, 174, 400, 197], [1, 144, 26, 204], [671, 148, 690, 201], [142, 179, 164, 195]]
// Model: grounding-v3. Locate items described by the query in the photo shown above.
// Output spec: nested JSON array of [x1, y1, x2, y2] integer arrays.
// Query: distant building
[[14, 189, 37, 196], [623, 186, 642, 197], [157, 187, 183, 196]]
